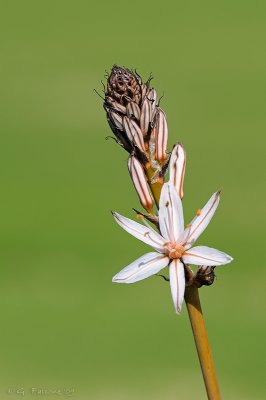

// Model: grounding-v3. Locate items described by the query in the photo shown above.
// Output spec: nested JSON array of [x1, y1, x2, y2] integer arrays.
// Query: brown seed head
[[106, 65, 143, 106]]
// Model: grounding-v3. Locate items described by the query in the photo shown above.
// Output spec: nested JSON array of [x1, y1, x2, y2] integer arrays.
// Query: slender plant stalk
[[185, 285, 221, 400], [146, 166, 163, 208], [149, 181, 221, 400]]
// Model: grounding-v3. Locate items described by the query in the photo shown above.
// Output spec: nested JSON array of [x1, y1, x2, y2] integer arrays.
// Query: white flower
[[112, 182, 233, 313]]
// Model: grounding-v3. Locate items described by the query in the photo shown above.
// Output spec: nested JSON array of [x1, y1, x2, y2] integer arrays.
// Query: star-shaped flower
[[112, 182, 233, 313]]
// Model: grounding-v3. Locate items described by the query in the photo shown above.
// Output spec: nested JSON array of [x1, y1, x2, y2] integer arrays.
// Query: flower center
[[164, 243, 185, 260]]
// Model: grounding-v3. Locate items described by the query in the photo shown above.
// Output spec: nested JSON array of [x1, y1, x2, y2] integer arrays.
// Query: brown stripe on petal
[[106, 97, 127, 114], [169, 143, 186, 199], [110, 111, 123, 130], [123, 116, 133, 141], [183, 252, 223, 264], [148, 88, 158, 119], [155, 109, 168, 163], [140, 99, 151, 136], [123, 116, 146, 152], [184, 193, 220, 246], [115, 254, 167, 281], [141, 84, 149, 99], [126, 102, 141, 120], [175, 263, 179, 312], [128, 156, 154, 211]]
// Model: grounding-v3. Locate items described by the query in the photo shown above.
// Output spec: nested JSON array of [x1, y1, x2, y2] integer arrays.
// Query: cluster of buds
[[104, 66, 171, 212], [103, 66, 227, 294], [104, 65, 166, 160]]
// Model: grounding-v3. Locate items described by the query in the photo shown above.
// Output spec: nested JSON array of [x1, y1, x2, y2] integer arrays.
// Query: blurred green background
[[0, 1, 265, 399]]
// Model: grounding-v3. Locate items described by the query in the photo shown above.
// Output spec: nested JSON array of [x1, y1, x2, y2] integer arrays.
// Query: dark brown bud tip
[[194, 266, 216, 288], [106, 65, 142, 106]]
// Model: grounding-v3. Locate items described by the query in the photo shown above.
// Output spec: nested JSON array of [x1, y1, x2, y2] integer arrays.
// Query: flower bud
[[128, 156, 154, 212], [147, 88, 158, 119], [155, 109, 168, 163], [106, 65, 143, 106], [169, 143, 186, 199], [109, 110, 123, 131], [126, 102, 141, 120], [123, 116, 146, 153], [140, 98, 151, 136], [106, 97, 127, 114], [194, 266, 216, 287], [103, 66, 169, 172]]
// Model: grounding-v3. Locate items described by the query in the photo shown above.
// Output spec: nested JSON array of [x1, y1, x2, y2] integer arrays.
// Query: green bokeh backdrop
[[1, 1, 265, 399]]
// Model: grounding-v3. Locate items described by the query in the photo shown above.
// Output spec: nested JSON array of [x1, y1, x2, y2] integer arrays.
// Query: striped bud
[[109, 110, 123, 131], [128, 156, 154, 211], [126, 102, 141, 120], [123, 116, 146, 153], [106, 97, 127, 114], [147, 88, 158, 119], [155, 108, 168, 163], [140, 98, 151, 136], [103, 66, 169, 169], [169, 143, 186, 199]]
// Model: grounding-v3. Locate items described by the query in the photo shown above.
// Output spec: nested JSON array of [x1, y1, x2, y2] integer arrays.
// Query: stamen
[[196, 209, 202, 216], [145, 231, 165, 247]]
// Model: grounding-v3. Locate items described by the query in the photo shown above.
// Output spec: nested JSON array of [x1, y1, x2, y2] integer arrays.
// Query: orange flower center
[[164, 243, 185, 260]]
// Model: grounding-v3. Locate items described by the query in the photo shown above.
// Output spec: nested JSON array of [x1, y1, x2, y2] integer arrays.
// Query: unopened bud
[[128, 156, 154, 211], [140, 98, 151, 136], [147, 88, 158, 119], [106, 97, 127, 114], [194, 266, 216, 287], [109, 110, 123, 131], [126, 102, 141, 120], [123, 116, 146, 153], [103, 66, 168, 168], [155, 109, 168, 163], [169, 143, 186, 199]]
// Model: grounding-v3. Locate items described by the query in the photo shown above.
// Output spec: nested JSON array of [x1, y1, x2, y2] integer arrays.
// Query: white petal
[[159, 182, 184, 242], [112, 252, 169, 283], [169, 259, 185, 314], [183, 191, 220, 250], [112, 212, 165, 252], [169, 143, 186, 199], [182, 246, 233, 266]]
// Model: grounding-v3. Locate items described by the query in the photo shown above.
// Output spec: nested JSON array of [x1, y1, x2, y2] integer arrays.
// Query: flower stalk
[[103, 65, 231, 400], [185, 285, 221, 400], [149, 180, 221, 400]]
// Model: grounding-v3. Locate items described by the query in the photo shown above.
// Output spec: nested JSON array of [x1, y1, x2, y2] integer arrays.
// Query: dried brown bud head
[[194, 266, 216, 287], [103, 65, 166, 165], [107, 65, 142, 106], [103, 65, 170, 209]]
